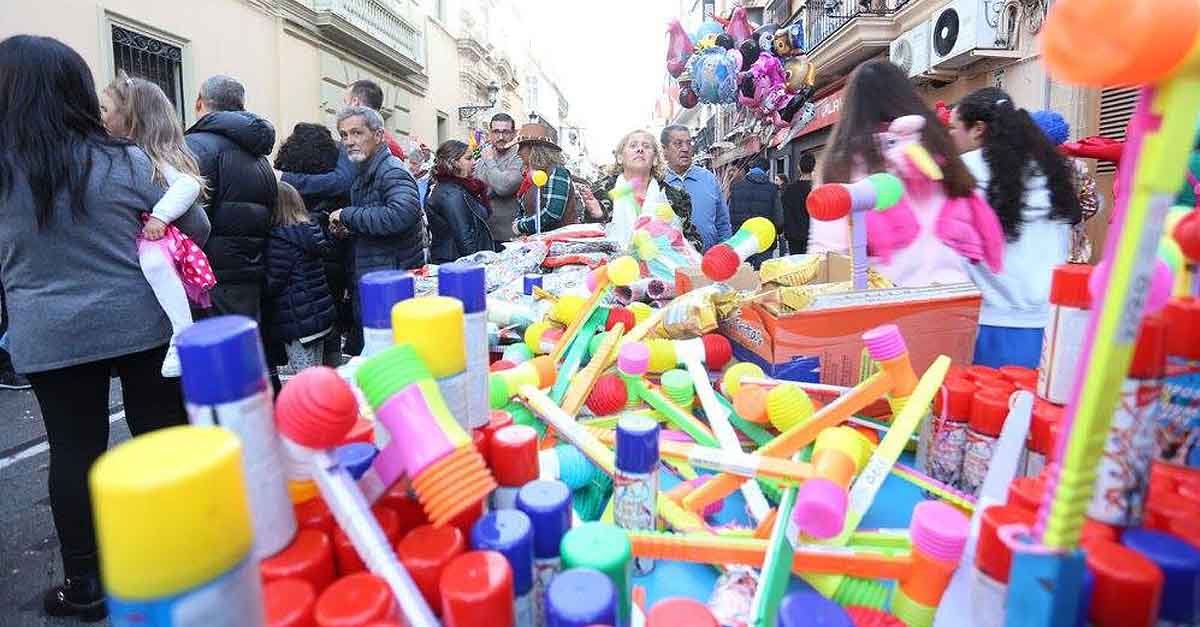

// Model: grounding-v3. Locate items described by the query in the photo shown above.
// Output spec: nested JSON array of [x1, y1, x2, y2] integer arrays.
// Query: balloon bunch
[[666, 7, 817, 120]]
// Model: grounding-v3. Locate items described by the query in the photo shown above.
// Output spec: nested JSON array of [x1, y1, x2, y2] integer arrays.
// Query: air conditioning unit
[[890, 22, 932, 78], [929, 0, 1006, 69]]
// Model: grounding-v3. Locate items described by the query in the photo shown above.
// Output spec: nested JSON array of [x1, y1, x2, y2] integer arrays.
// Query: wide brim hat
[[516, 123, 561, 150]]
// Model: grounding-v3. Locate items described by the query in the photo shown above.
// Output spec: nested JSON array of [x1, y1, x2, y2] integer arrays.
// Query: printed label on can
[[1024, 451, 1046, 479], [362, 327, 394, 357], [971, 569, 1007, 627], [960, 429, 998, 497], [1156, 362, 1200, 469], [929, 421, 968, 487], [1088, 378, 1159, 525], [532, 558, 561, 627], [437, 371, 471, 431], [515, 591, 534, 627], [110, 557, 264, 627], [465, 314, 490, 429], [614, 470, 657, 576], [687, 446, 759, 476], [1038, 305, 1089, 404], [187, 389, 296, 558]]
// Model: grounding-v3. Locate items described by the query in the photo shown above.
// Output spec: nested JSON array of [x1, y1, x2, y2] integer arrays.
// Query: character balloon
[[726, 7, 757, 44], [754, 24, 779, 55], [772, 24, 806, 57], [689, 46, 739, 104], [693, 20, 725, 45], [666, 20, 695, 78], [738, 37, 761, 72], [783, 56, 816, 96], [715, 33, 736, 50], [679, 86, 700, 109]]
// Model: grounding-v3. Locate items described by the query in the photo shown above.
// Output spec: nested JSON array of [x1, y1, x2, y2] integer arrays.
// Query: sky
[[522, 0, 678, 164]]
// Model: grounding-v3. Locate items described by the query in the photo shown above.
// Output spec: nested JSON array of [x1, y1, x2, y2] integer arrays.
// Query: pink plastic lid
[[618, 342, 650, 376], [791, 477, 848, 539], [862, 325, 906, 362], [910, 500, 969, 563]]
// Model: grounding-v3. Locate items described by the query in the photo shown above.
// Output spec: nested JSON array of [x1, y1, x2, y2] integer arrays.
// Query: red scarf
[[435, 174, 491, 209]]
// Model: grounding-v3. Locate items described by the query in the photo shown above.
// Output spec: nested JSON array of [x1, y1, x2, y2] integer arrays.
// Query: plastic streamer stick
[[560, 323, 626, 417], [752, 454, 801, 626], [548, 309, 605, 404], [1000, 3, 1200, 625], [801, 355, 950, 598], [682, 371, 894, 514], [588, 427, 814, 485], [627, 531, 911, 581], [519, 384, 616, 475], [891, 463, 976, 512]]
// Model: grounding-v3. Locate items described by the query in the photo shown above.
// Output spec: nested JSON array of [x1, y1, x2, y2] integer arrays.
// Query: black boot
[[44, 553, 107, 622]]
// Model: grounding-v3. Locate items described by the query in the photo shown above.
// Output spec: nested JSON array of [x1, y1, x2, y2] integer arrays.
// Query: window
[[1097, 86, 1139, 175], [435, 0, 447, 22], [111, 25, 186, 125], [436, 114, 448, 145]]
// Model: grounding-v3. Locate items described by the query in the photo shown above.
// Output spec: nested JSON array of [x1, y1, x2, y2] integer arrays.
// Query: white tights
[[138, 241, 193, 339]]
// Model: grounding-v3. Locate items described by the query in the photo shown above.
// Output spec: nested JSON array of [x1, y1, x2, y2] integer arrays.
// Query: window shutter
[[1096, 86, 1139, 175]]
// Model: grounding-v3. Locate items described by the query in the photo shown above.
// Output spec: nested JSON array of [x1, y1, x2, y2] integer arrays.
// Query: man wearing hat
[[512, 122, 579, 235]]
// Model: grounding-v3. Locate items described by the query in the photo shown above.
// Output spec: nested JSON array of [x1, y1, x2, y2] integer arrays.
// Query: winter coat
[[427, 177, 496, 263], [340, 145, 425, 280], [307, 196, 351, 304], [728, 169, 781, 232], [781, 178, 812, 248], [264, 221, 337, 343], [185, 111, 277, 285], [590, 174, 705, 252]]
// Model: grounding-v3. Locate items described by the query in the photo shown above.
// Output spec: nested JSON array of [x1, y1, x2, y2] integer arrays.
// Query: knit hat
[[1030, 110, 1070, 146]]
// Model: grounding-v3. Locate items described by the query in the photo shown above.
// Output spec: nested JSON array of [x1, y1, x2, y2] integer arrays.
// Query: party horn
[[789, 427, 876, 539], [489, 356, 557, 410], [1002, 1, 1200, 625], [274, 368, 438, 626], [356, 345, 496, 527], [807, 173, 904, 290], [701, 217, 776, 281]]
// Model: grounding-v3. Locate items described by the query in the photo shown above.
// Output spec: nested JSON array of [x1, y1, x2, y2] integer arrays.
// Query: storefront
[[768, 87, 844, 179]]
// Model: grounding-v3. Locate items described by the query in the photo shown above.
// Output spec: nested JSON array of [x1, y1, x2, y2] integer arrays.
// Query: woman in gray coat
[[0, 36, 211, 621]]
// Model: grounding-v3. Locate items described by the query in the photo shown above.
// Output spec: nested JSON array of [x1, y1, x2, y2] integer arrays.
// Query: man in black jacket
[[728, 158, 782, 268], [328, 106, 423, 354], [782, 153, 816, 255], [185, 75, 277, 321]]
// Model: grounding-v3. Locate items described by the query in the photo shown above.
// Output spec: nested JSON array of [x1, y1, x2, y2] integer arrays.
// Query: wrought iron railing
[[804, 0, 907, 53], [694, 119, 716, 155], [314, 0, 424, 64]]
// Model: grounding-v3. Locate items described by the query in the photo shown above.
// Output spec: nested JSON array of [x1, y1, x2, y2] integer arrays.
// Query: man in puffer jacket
[[185, 74, 277, 320], [727, 158, 782, 268], [328, 106, 424, 354]]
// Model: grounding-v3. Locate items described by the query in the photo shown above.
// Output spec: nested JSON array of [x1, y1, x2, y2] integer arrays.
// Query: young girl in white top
[[948, 87, 1083, 368], [101, 73, 215, 377]]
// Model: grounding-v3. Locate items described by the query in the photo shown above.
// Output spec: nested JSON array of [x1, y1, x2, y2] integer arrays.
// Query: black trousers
[[26, 344, 187, 577]]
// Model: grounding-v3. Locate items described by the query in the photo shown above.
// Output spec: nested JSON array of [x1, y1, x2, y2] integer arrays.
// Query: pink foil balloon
[[666, 20, 695, 78], [726, 7, 756, 44]]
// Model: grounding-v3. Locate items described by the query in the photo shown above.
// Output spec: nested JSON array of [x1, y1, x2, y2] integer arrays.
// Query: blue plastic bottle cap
[[545, 567, 617, 627], [438, 263, 487, 314], [516, 480, 573, 560], [333, 442, 378, 480], [470, 509, 535, 596], [777, 590, 853, 627], [523, 274, 543, 296], [176, 315, 267, 405], [359, 270, 414, 329], [615, 414, 660, 475], [1121, 528, 1200, 623]]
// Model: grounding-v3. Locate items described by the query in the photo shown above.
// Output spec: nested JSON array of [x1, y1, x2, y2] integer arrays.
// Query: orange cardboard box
[[719, 254, 982, 385]]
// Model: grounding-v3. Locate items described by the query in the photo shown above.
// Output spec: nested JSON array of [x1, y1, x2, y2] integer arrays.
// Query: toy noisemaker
[[392, 296, 470, 430], [356, 344, 497, 528], [489, 355, 557, 409], [275, 368, 438, 626], [807, 173, 903, 290], [701, 216, 776, 281]]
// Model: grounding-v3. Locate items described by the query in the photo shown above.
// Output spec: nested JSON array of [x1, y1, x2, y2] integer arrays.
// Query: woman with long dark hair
[[949, 86, 1082, 368], [0, 35, 211, 620], [426, 140, 496, 262], [809, 60, 986, 287]]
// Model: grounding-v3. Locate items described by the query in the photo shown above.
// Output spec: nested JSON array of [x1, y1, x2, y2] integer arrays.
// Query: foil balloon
[[677, 69, 694, 90], [779, 92, 814, 124], [693, 19, 725, 45], [666, 19, 695, 78], [772, 24, 806, 57], [689, 46, 739, 105], [727, 48, 744, 74], [715, 33, 736, 50], [754, 24, 779, 55], [783, 56, 816, 94], [726, 6, 757, 44], [679, 86, 700, 109], [738, 37, 761, 72]]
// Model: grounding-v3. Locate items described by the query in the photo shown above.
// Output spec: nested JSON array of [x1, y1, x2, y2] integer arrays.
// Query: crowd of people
[[3, 30, 1198, 622]]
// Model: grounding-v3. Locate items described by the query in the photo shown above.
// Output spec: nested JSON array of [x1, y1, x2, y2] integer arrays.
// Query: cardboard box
[[720, 253, 982, 385]]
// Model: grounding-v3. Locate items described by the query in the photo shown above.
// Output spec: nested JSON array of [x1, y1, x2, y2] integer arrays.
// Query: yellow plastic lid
[[90, 426, 253, 599], [392, 296, 466, 377], [288, 479, 319, 504]]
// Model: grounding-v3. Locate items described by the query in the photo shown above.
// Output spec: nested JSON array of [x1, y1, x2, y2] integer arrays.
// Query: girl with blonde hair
[[101, 72, 215, 376], [583, 129, 702, 250]]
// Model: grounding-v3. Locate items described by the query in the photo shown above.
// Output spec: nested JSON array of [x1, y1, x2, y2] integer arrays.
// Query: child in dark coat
[[265, 182, 337, 369]]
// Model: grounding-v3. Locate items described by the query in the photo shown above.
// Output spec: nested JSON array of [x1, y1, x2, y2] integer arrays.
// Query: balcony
[[311, 0, 424, 75], [801, 0, 906, 86]]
